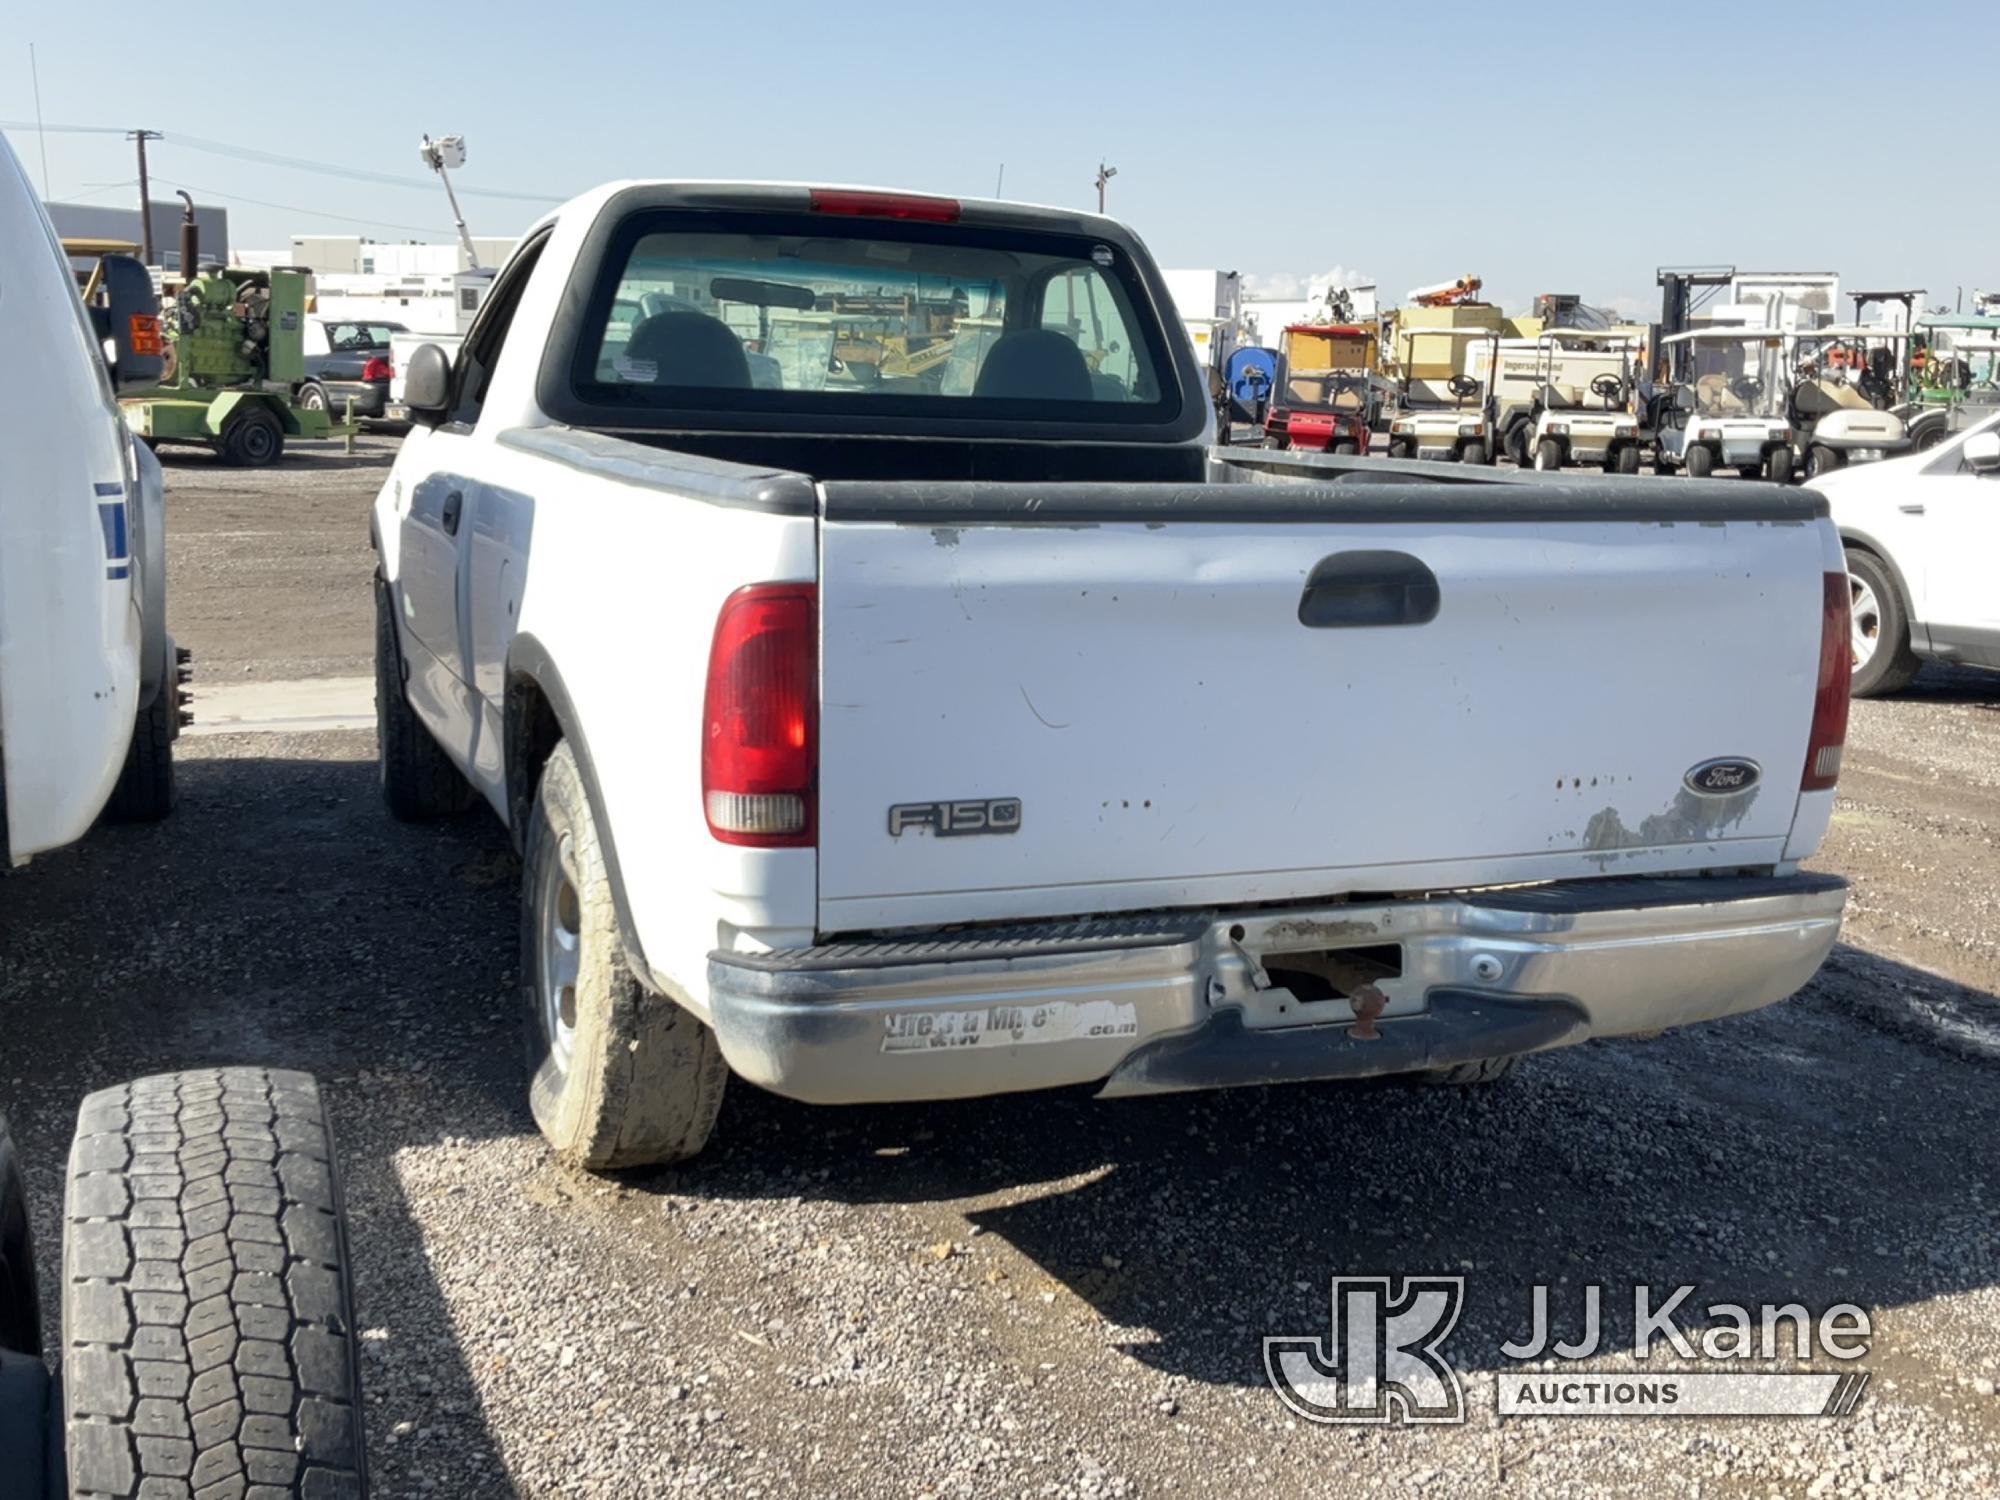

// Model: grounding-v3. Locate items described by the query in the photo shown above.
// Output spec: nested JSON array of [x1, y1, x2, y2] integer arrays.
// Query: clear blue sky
[[7, 0, 1995, 315]]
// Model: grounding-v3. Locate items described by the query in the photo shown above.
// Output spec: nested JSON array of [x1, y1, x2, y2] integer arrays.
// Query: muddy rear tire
[[60, 1069, 367, 1498], [523, 741, 728, 1170]]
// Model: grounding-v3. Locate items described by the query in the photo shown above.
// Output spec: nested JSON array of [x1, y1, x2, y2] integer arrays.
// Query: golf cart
[[1784, 324, 1914, 479], [1654, 328, 1796, 481], [1522, 330, 1649, 474], [1907, 314, 2000, 450], [1385, 326, 1497, 463], [1262, 323, 1379, 454]]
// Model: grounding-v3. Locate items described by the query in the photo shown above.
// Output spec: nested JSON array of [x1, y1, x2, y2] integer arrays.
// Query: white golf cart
[[1784, 324, 1914, 480], [1654, 328, 1796, 481], [1522, 330, 1649, 474], [1385, 326, 1497, 464]]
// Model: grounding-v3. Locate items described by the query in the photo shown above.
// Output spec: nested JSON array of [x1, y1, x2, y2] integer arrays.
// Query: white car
[[1810, 409, 2000, 695]]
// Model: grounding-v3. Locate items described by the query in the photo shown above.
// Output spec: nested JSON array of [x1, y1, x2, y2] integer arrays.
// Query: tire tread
[[61, 1068, 366, 1498]]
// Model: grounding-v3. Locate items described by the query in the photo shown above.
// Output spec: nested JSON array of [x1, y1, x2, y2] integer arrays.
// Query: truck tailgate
[[816, 482, 1829, 933]]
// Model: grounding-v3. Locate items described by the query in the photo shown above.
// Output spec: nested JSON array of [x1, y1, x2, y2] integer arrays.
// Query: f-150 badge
[[888, 799, 1023, 837]]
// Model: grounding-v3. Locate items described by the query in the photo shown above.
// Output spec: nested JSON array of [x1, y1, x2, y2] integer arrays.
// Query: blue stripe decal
[[93, 481, 125, 497], [96, 500, 129, 562]]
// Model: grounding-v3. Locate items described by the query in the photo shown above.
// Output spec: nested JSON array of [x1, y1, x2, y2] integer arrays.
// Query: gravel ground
[[0, 449, 1996, 1498]]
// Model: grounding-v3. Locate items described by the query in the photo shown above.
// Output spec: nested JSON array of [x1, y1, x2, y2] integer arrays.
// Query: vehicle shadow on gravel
[[680, 948, 1999, 1393], [0, 751, 527, 1495]]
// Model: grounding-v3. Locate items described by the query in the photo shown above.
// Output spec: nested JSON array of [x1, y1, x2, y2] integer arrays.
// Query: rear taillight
[[1802, 571, 1851, 791], [361, 356, 392, 382], [809, 188, 961, 222], [703, 584, 816, 846]]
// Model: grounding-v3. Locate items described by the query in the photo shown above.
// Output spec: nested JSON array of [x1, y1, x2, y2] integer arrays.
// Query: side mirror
[[98, 254, 165, 392], [404, 342, 454, 426], [1965, 431, 2000, 474]]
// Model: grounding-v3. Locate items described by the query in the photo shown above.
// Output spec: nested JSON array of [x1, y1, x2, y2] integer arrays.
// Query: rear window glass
[[569, 213, 1177, 424]]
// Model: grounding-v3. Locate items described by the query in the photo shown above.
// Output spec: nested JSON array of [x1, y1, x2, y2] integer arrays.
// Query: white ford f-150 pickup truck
[[371, 182, 1852, 1169]]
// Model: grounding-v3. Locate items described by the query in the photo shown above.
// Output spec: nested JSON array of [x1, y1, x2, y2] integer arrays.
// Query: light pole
[[1095, 161, 1117, 214], [419, 134, 480, 270]]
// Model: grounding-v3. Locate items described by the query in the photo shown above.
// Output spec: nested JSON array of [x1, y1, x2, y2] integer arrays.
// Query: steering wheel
[[1447, 374, 1481, 399], [1730, 375, 1764, 402], [1589, 373, 1625, 401]]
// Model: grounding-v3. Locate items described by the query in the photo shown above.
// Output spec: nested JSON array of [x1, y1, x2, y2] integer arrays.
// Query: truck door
[[392, 234, 546, 790]]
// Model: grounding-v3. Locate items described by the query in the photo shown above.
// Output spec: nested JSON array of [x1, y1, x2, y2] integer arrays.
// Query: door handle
[[441, 489, 463, 536], [1298, 550, 1441, 628], [1898, 503, 1925, 515]]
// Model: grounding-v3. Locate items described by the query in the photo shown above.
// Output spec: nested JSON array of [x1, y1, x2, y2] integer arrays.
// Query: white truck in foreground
[[372, 181, 1853, 1170], [0, 135, 367, 1499]]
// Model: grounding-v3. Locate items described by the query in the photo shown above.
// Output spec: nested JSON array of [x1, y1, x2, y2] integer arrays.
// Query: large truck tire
[[523, 740, 728, 1170], [1845, 549, 1921, 698], [60, 1069, 367, 1498], [374, 576, 473, 821], [104, 646, 182, 824]]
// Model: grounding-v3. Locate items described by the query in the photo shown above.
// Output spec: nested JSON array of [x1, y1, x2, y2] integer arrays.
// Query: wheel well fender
[[503, 635, 655, 986]]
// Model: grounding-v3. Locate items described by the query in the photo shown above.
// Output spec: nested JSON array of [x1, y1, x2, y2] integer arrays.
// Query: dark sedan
[[297, 319, 406, 421]]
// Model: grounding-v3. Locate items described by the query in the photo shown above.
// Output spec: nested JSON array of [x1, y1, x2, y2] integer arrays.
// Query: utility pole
[[1094, 161, 1117, 214], [127, 129, 162, 263]]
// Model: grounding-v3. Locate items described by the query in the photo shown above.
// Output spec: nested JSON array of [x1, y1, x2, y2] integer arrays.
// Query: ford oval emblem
[[1685, 758, 1761, 796]]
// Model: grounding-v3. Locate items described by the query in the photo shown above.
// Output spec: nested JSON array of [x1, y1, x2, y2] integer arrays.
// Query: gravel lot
[[1, 442, 1996, 1497]]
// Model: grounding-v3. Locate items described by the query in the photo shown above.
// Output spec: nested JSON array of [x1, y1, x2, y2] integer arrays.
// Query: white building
[[236, 234, 519, 276]]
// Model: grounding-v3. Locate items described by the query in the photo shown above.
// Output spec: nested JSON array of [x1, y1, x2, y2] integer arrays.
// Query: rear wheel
[[374, 576, 472, 820], [524, 741, 728, 1169], [1806, 445, 1844, 480], [1845, 548, 1921, 697], [220, 407, 284, 467], [1685, 443, 1715, 478], [105, 643, 183, 823], [296, 383, 330, 414], [1533, 438, 1562, 471], [60, 1069, 367, 1498], [1505, 423, 1532, 466], [1767, 447, 1795, 484], [1914, 425, 1947, 452]]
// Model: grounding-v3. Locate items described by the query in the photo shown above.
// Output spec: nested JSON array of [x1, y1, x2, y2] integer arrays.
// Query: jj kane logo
[[1267, 1279, 1870, 1425]]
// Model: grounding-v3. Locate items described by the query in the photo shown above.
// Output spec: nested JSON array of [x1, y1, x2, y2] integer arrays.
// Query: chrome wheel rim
[[1850, 575, 1881, 670], [536, 831, 581, 1074]]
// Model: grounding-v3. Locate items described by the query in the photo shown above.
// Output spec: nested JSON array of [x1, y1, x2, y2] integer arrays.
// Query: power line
[[148, 177, 451, 237], [0, 119, 564, 202]]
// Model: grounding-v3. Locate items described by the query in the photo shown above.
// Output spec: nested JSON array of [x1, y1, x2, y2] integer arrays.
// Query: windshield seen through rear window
[[571, 216, 1174, 422]]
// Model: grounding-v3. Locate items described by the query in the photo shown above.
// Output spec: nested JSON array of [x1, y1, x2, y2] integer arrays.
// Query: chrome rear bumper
[[706, 874, 1846, 1105]]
